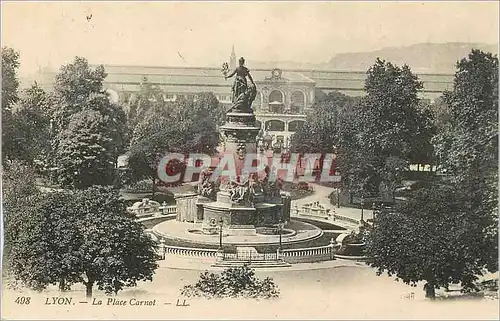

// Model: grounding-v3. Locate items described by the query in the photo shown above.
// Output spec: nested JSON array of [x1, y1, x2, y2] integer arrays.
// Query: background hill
[[252, 42, 498, 73]]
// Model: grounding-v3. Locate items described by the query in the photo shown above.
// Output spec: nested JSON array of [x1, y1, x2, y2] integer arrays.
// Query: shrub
[[124, 180, 154, 193], [180, 265, 279, 299]]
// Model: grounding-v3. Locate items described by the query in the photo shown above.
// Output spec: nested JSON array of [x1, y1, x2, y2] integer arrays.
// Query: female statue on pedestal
[[222, 57, 257, 113]]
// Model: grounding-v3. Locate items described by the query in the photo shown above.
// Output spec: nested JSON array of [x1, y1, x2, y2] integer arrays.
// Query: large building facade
[[31, 48, 454, 148]]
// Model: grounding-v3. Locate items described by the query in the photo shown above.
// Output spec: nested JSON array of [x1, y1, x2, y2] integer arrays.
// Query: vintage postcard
[[1, 1, 499, 320]]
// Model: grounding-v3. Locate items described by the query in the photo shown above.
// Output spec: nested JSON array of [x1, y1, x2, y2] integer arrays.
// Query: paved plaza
[[3, 264, 498, 320], [291, 183, 374, 222]]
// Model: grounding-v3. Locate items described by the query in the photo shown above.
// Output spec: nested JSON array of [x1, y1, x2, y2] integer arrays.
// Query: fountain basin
[[153, 219, 322, 247]]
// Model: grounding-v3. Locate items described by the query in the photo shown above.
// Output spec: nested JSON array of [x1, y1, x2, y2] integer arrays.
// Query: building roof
[[102, 67, 315, 86], [26, 64, 454, 97]]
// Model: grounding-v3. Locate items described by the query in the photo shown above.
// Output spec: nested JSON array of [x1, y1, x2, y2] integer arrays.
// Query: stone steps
[[211, 260, 291, 268]]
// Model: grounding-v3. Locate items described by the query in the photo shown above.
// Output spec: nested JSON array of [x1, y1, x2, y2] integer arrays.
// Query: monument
[[195, 57, 291, 236]]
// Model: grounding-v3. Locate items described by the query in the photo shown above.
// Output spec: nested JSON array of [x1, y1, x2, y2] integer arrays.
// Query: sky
[[2, 1, 499, 77]]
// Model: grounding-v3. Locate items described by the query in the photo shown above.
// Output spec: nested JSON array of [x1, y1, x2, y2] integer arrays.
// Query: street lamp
[[332, 144, 341, 208], [218, 217, 224, 250], [278, 219, 284, 251], [160, 239, 166, 260], [360, 195, 364, 222], [372, 202, 377, 227], [329, 238, 336, 260]]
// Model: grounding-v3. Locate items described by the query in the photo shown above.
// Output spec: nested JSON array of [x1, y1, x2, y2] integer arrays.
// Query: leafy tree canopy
[[362, 58, 435, 163], [51, 57, 127, 187], [11, 83, 54, 167], [126, 92, 223, 190], [366, 183, 498, 299], [56, 109, 118, 188], [181, 265, 279, 299], [6, 186, 159, 298], [2, 47, 20, 162]]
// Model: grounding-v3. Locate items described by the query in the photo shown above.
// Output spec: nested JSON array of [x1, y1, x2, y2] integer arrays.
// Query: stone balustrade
[[282, 244, 335, 263], [159, 205, 177, 215], [162, 245, 218, 257], [144, 230, 217, 258], [332, 213, 360, 225], [141, 204, 365, 264], [294, 201, 331, 219]]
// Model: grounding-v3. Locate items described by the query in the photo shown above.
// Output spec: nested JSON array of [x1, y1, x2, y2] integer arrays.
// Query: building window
[[269, 90, 284, 103], [269, 90, 284, 113], [291, 90, 305, 114], [265, 120, 285, 132]]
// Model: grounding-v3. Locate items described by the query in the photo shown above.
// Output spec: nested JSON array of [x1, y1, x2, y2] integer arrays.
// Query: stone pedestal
[[220, 112, 260, 147], [280, 193, 292, 222], [175, 193, 198, 222], [219, 112, 260, 177], [195, 195, 212, 222], [216, 249, 224, 262], [276, 248, 284, 261]]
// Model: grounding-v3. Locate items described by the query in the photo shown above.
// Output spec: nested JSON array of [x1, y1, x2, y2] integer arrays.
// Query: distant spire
[[230, 45, 236, 69]]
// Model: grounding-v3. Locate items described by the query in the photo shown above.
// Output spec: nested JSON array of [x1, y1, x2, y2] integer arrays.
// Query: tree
[[291, 91, 379, 200], [6, 186, 159, 298], [291, 91, 351, 154], [2, 47, 20, 162], [52, 57, 127, 187], [360, 59, 435, 196], [74, 187, 159, 298], [127, 92, 222, 191], [181, 265, 279, 299], [126, 77, 165, 133], [169, 92, 223, 154], [52, 57, 108, 132], [127, 113, 174, 195], [433, 50, 498, 218], [2, 160, 41, 279], [378, 156, 408, 201], [433, 49, 498, 278], [56, 110, 117, 188], [13, 83, 54, 168], [7, 190, 81, 291], [335, 98, 380, 200], [366, 184, 498, 299], [431, 95, 452, 132], [363, 59, 424, 159]]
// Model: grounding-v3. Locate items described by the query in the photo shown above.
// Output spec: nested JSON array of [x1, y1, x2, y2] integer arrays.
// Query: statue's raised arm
[[225, 67, 237, 80]]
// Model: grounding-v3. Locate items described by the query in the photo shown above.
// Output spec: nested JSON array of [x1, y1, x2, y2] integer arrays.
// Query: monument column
[[193, 57, 287, 236]]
